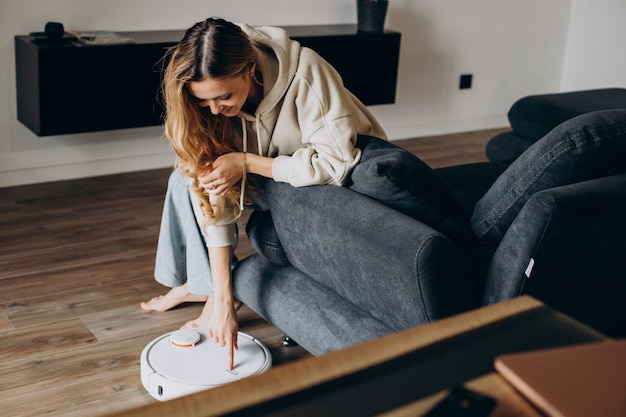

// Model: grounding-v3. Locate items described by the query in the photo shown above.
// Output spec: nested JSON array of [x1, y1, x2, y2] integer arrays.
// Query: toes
[[181, 320, 199, 330], [140, 295, 165, 311]]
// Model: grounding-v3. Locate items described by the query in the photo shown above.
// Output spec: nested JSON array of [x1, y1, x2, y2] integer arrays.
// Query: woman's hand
[[207, 297, 239, 371], [198, 152, 246, 196]]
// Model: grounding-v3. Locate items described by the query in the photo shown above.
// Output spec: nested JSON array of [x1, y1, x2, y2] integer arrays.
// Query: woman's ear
[[248, 60, 257, 76]]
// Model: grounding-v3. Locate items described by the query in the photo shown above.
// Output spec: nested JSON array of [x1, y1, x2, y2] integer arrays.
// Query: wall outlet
[[459, 74, 473, 89]]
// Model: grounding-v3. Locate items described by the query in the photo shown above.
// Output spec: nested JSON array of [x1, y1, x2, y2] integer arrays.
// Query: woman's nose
[[209, 102, 221, 115]]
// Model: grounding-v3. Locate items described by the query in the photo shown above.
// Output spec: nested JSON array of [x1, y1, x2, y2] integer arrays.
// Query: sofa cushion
[[349, 135, 475, 243], [472, 109, 626, 246], [508, 88, 626, 141], [485, 131, 537, 164]]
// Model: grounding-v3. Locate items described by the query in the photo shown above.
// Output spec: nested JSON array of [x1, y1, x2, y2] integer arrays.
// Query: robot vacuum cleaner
[[141, 329, 272, 401]]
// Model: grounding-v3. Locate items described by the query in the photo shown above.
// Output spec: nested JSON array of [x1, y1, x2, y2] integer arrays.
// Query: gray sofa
[[232, 109, 626, 355]]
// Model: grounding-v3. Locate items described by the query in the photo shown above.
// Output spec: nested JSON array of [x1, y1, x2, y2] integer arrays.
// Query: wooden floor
[[0, 127, 506, 417]]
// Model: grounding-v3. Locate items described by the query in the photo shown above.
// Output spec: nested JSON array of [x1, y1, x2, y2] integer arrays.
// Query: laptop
[[494, 339, 626, 417]]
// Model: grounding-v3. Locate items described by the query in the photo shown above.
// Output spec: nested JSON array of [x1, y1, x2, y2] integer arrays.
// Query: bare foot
[[140, 284, 208, 312], [181, 296, 214, 329], [181, 297, 244, 329]]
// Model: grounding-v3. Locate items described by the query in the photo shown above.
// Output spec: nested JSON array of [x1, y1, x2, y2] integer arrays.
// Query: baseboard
[[385, 114, 508, 141], [0, 152, 175, 188], [0, 131, 175, 187]]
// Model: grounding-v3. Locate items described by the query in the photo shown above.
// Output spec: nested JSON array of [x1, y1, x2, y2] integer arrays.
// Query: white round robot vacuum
[[141, 329, 272, 401]]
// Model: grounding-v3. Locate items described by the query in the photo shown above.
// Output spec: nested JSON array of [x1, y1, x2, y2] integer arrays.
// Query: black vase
[[357, 0, 389, 32]]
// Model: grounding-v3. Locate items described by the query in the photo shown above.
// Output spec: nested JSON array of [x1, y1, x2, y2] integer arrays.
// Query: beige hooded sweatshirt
[[197, 23, 387, 248]]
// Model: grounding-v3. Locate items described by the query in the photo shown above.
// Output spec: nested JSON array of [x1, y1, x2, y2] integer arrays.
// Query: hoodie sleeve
[[270, 47, 383, 187], [189, 188, 237, 248]]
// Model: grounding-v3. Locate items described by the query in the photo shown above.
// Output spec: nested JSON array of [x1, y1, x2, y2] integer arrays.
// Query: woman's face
[[188, 73, 251, 117]]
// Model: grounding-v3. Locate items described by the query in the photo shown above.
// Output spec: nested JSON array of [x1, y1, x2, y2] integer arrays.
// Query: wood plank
[[0, 367, 154, 417], [1, 276, 166, 328], [0, 336, 145, 400], [0, 318, 96, 363], [79, 197, 167, 232], [396, 128, 508, 168], [80, 304, 205, 343], [0, 253, 155, 304], [0, 168, 170, 205], [0, 216, 155, 257], [0, 207, 79, 238], [0, 235, 158, 280], [0, 308, 13, 331]]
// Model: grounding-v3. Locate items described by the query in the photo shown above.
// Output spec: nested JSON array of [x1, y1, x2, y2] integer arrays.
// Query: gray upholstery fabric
[[435, 162, 509, 214], [233, 254, 394, 355], [349, 135, 475, 243], [483, 173, 626, 336], [508, 88, 626, 141], [486, 88, 626, 163], [262, 181, 482, 332], [485, 131, 536, 164], [472, 109, 626, 246]]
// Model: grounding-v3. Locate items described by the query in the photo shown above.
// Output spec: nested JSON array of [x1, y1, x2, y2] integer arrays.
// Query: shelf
[[15, 24, 401, 136]]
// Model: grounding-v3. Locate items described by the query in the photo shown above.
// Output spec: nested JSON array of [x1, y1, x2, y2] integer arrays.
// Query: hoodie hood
[[237, 24, 304, 159], [239, 24, 301, 116]]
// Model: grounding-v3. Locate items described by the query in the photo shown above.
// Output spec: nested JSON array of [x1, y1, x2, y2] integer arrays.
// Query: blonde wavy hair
[[161, 17, 256, 223]]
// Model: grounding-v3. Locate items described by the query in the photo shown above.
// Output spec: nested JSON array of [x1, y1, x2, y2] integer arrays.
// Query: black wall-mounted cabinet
[[15, 25, 401, 136]]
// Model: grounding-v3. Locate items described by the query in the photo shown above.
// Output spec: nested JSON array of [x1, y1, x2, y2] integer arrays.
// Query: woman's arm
[[207, 245, 239, 371], [189, 181, 240, 370]]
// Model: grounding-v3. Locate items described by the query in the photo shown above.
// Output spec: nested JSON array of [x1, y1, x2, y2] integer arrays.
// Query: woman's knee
[[246, 210, 290, 266]]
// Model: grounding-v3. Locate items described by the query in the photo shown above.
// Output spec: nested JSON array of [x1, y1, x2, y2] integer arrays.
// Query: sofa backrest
[[471, 109, 626, 246], [508, 88, 626, 141]]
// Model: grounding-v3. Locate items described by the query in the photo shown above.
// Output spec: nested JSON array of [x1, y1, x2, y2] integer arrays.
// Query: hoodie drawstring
[[239, 116, 248, 214]]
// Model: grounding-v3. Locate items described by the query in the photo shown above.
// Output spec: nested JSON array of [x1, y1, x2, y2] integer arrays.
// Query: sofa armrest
[[483, 173, 626, 336], [260, 181, 482, 332]]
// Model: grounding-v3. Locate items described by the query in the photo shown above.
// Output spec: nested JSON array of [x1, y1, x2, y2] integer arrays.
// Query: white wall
[[0, 0, 580, 187], [560, 0, 626, 90]]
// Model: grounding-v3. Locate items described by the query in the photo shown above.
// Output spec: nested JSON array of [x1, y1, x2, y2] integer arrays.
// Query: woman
[[141, 17, 386, 369]]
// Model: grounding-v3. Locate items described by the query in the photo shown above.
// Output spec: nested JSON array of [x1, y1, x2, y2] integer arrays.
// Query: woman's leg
[[141, 170, 214, 311]]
